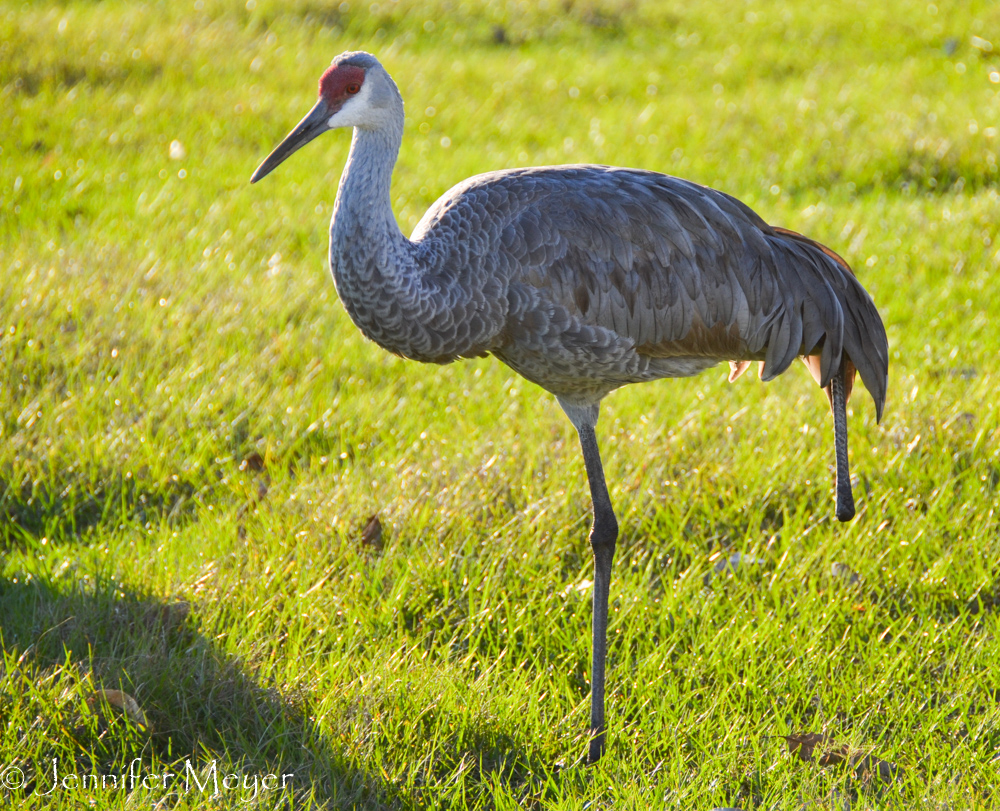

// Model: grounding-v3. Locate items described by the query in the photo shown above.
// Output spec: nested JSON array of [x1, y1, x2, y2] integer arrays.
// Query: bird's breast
[[328, 239, 505, 364]]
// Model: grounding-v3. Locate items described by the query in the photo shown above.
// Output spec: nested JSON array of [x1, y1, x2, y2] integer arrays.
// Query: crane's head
[[250, 51, 400, 183]]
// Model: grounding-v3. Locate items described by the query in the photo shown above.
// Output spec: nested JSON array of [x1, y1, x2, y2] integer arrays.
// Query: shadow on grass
[[0, 574, 409, 809], [0, 471, 202, 549], [0, 573, 558, 809]]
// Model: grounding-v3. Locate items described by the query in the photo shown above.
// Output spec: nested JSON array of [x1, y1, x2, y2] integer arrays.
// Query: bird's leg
[[562, 402, 619, 765], [578, 423, 618, 764], [831, 360, 856, 522]]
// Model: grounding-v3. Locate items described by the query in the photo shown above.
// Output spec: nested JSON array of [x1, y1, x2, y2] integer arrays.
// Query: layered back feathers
[[398, 166, 887, 416]]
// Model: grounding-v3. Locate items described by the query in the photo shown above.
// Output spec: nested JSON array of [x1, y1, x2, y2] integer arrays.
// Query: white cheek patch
[[329, 99, 355, 127], [327, 81, 374, 128]]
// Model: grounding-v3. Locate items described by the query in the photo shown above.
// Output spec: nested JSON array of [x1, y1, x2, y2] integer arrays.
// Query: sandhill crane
[[250, 51, 888, 764]]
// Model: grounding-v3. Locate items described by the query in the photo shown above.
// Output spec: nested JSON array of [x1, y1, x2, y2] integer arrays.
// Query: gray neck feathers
[[328, 116, 463, 363], [327, 92, 505, 364], [331, 121, 405, 249]]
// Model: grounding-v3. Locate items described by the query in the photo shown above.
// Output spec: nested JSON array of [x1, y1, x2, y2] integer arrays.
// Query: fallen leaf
[[239, 452, 265, 472], [361, 514, 383, 551], [256, 477, 270, 500], [88, 689, 149, 730], [783, 732, 855, 766], [782, 733, 900, 785], [784, 732, 834, 763]]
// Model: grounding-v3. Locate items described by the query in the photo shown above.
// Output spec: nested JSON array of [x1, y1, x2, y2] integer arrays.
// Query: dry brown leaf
[[256, 477, 270, 501], [783, 733, 900, 784], [88, 689, 149, 730], [362, 514, 384, 551], [783, 732, 853, 766], [239, 452, 266, 472], [818, 745, 853, 767], [783, 732, 833, 763]]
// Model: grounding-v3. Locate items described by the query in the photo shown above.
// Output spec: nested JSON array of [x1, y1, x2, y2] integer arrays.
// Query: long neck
[[328, 118, 420, 348], [331, 121, 406, 249], [328, 116, 504, 364]]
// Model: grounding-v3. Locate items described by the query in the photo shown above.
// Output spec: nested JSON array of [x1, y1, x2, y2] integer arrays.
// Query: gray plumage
[[251, 51, 889, 764]]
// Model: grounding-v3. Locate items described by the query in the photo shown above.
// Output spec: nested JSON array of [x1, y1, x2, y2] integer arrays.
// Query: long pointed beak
[[250, 99, 331, 184]]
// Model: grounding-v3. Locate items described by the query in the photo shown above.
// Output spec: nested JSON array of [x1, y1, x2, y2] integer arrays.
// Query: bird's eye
[[346, 83, 361, 95]]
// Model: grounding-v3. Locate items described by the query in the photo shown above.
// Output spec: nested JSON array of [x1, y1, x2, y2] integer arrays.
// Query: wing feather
[[412, 165, 887, 416]]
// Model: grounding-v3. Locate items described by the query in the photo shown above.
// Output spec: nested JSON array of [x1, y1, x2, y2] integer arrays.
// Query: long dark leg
[[560, 400, 619, 765], [831, 362, 855, 522], [578, 422, 618, 763]]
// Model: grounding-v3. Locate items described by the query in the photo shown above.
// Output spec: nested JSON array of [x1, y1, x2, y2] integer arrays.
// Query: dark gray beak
[[250, 99, 331, 183]]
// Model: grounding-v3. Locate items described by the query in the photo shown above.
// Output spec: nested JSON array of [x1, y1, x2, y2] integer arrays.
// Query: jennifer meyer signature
[[2, 758, 293, 801]]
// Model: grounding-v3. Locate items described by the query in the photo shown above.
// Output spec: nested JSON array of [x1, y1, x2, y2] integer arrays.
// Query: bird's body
[[332, 158, 886, 408], [251, 51, 889, 764]]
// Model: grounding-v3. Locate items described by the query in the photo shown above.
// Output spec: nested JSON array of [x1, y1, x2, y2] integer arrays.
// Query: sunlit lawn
[[2, 0, 1000, 807]]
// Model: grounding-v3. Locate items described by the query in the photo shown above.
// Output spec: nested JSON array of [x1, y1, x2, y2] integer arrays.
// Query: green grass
[[2, 0, 1000, 807]]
